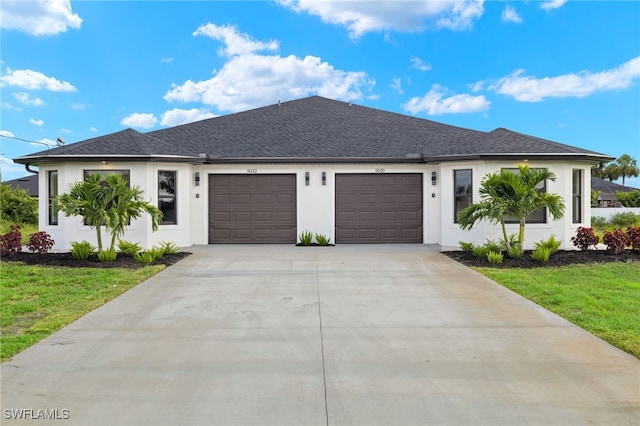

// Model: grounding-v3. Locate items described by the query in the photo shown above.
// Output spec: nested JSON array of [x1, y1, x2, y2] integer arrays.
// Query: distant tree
[[603, 163, 620, 182], [614, 154, 639, 186], [615, 190, 640, 208]]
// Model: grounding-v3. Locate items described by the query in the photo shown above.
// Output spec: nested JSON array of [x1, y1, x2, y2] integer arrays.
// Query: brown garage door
[[209, 174, 296, 243], [335, 173, 423, 243]]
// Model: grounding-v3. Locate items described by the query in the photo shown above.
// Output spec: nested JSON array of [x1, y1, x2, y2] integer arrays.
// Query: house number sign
[[375, 168, 386, 173], [246, 168, 258, 173]]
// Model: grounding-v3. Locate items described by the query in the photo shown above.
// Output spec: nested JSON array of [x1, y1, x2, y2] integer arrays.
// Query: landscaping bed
[[2, 251, 191, 269], [444, 249, 639, 269]]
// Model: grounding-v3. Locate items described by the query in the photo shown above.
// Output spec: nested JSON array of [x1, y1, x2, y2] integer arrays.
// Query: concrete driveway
[[2, 245, 638, 425]]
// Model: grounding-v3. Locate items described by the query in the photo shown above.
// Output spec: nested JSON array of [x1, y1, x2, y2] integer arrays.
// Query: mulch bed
[[444, 249, 640, 269], [1, 251, 192, 269]]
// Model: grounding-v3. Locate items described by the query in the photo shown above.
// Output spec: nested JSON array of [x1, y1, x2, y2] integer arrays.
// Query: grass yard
[[476, 263, 640, 358], [0, 262, 164, 361]]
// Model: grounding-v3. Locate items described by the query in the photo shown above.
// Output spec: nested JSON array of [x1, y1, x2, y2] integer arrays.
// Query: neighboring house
[[4, 174, 39, 197], [591, 176, 638, 207], [14, 96, 613, 251]]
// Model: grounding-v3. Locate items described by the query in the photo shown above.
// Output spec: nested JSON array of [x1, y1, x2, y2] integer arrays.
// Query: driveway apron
[[1, 245, 638, 425]]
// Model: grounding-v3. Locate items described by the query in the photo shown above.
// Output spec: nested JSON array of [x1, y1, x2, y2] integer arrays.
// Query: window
[[454, 169, 472, 223], [503, 168, 546, 224], [572, 169, 582, 223], [158, 170, 177, 225], [82, 169, 130, 226], [84, 169, 130, 183], [48, 171, 58, 225]]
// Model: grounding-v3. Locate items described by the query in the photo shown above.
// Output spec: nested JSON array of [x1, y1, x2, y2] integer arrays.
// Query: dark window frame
[[453, 169, 473, 223], [48, 170, 58, 226], [158, 170, 177, 225], [572, 169, 582, 224]]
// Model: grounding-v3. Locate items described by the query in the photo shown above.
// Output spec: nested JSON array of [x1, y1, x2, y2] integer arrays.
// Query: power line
[[0, 134, 65, 147]]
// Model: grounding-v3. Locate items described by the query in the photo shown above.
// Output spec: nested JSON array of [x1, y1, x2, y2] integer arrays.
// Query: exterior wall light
[[194, 172, 200, 186], [322, 171, 326, 186], [305, 172, 310, 186], [431, 171, 437, 186]]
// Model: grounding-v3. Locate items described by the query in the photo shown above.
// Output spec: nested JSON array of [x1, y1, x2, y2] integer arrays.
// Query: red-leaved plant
[[625, 226, 640, 251], [0, 225, 23, 257], [571, 226, 599, 251], [27, 231, 55, 254], [602, 228, 629, 255]]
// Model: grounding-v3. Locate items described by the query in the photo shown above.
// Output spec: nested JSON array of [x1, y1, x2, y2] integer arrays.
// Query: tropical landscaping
[[1, 164, 639, 361]]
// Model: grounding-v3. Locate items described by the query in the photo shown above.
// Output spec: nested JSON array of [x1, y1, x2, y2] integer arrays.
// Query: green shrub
[[472, 245, 490, 258], [615, 190, 640, 208], [299, 230, 313, 246], [487, 251, 503, 264], [135, 247, 164, 264], [483, 239, 504, 254], [157, 241, 179, 255], [610, 211, 640, 228], [534, 235, 561, 255], [507, 246, 523, 259], [531, 247, 552, 262], [117, 240, 142, 256], [314, 233, 331, 246], [458, 241, 474, 251], [97, 248, 118, 262], [70, 241, 96, 260], [591, 216, 607, 228], [0, 183, 38, 225]]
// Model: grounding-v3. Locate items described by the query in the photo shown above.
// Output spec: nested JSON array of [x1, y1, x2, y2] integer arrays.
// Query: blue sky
[[1, 0, 639, 185]]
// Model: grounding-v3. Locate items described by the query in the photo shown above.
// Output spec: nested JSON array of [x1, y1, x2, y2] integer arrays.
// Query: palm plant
[[615, 154, 639, 186], [457, 165, 565, 253], [56, 174, 163, 252]]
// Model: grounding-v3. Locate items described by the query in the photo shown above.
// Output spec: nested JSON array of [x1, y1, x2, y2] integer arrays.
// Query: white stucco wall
[[39, 159, 594, 251], [438, 160, 593, 251]]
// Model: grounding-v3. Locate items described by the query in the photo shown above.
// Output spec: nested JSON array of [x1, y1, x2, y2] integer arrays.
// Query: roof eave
[[13, 154, 201, 165], [422, 153, 614, 164]]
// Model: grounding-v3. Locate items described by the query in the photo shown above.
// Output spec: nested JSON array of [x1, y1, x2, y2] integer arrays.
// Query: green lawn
[[0, 262, 164, 361], [476, 263, 640, 358]]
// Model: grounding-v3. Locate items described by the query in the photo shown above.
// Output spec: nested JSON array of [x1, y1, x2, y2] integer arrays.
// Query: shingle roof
[[15, 96, 612, 164], [3, 174, 38, 197], [592, 177, 639, 193]]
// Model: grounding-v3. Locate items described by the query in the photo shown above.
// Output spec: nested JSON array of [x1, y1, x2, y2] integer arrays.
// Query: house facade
[[14, 96, 612, 251]]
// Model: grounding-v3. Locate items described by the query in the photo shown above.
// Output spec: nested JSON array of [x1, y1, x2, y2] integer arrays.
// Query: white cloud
[[0, 68, 77, 92], [403, 84, 490, 115], [1, 102, 22, 111], [165, 24, 374, 112], [89, 127, 98, 132], [0, 155, 24, 174], [13, 92, 45, 106], [490, 56, 640, 102], [0, 0, 82, 36], [390, 77, 404, 94], [71, 102, 90, 110], [410, 56, 432, 71], [161, 57, 174, 64], [160, 108, 217, 127], [194, 23, 279, 56], [540, 0, 567, 11], [29, 118, 44, 126], [501, 5, 522, 23], [0, 130, 16, 138], [278, 0, 484, 38], [121, 113, 158, 129]]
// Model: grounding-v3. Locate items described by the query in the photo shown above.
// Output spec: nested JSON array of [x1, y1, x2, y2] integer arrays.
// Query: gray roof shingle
[[15, 96, 612, 164]]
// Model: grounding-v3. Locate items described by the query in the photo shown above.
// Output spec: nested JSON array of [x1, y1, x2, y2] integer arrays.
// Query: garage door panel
[[209, 174, 296, 243], [336, 173, 422, 243]]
